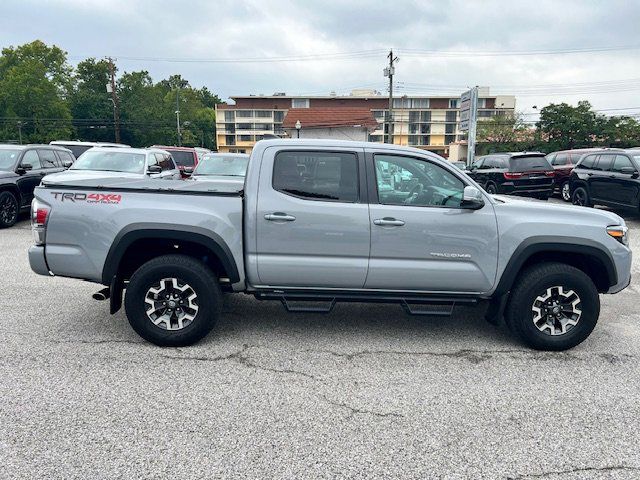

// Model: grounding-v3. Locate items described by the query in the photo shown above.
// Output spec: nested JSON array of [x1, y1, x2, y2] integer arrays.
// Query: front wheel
[[505, 262, 600, 351], [561, 181, 571, 201], [485, 183, 498, 195], [0, 191, 19, 228], [572, 186, 591, 207], [124, 254, 221, 346]]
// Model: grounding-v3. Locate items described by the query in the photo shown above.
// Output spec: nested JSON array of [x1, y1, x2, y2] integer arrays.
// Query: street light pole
[[295, 120, 301, 138], [16, 121, 23, 145], [175, 87, 181, 147], [384, 50, 399, 144]]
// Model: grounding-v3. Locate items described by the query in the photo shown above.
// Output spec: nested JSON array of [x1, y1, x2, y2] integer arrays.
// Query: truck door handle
[[373, 217, 405, 227], [265, 212, 296, 222]]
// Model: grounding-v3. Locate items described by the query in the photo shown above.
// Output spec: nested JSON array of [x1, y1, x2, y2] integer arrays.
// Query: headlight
[[607, 225, 628, 246]]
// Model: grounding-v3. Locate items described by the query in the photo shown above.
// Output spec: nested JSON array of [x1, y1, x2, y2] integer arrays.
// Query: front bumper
[[28, 245, 51, 276]]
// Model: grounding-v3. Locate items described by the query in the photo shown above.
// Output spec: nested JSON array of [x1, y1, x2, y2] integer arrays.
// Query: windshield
[[169, 150, 196, 167], [0, 149, 21, 170], [71, 150, 146, 174], [509, 155, 551, 172], [194, 155, 249, 176]]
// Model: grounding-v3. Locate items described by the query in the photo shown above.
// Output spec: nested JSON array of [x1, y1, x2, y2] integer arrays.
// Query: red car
[[151, 145, 198, 177], [546, 148, 603, 201]]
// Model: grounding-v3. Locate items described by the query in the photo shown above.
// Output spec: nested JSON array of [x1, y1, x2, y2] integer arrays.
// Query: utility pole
[[16, 121, 23, 144], [383, 50, 399, 144], [175, 88, 181, 146], [107, 58, 121, 144]]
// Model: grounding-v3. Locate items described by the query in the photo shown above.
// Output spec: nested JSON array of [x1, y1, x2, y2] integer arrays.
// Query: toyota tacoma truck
[[28, 139, 632, 350]]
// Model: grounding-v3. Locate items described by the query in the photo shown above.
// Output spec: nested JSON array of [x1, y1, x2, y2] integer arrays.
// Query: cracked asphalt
[[1, 201, 640, 479]]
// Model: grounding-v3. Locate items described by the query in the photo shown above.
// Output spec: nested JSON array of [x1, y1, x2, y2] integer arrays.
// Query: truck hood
[[0, 170, 17, 181], [492, 195, 625, 226], [42, 170, 143, 184]]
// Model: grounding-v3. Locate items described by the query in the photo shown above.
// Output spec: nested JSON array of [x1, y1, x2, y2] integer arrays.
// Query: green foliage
[[0, 40, 221, 148]]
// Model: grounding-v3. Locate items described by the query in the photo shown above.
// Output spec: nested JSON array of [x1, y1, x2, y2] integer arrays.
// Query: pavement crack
[[318, 394, 404, 420], [508, 465, 640, 479]]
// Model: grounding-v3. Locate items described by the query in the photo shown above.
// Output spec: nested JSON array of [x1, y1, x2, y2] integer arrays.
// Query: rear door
[[255, 147, 370, 288], [15, 149, 44, 207], [608, 154, 639, 207], [589, 154, 614, 201], [366, 151, 498, 293]]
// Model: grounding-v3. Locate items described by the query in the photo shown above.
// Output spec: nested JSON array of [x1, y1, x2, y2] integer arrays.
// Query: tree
[[69, 58, 114, 142], [0, 41, 73, 143], [599, 116, 640, 148], [537, 101, 601, 150]]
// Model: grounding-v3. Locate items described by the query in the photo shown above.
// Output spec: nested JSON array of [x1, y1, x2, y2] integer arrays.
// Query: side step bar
[[254, 290, 478, 317]]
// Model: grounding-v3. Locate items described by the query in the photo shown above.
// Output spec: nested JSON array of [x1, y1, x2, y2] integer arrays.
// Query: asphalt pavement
[[1, 202, 640, 479]]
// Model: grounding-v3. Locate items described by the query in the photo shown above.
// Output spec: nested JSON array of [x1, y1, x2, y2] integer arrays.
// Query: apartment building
[[214, 88, 515, 156]]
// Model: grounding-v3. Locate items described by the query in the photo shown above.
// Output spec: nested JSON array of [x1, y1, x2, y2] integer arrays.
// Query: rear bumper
[[28, 245, 51, 276]]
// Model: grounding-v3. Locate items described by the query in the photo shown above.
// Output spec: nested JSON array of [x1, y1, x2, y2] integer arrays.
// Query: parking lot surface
[[1, 201, 640, 479]]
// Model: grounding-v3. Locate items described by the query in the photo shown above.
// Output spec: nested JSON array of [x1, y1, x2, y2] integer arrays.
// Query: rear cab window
[[508, 155, 552, 172], [170, 150, 196, 167], [272, 151, 358, 202]]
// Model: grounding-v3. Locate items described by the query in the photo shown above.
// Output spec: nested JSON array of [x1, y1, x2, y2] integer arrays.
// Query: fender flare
[[101, 223, 240, 285], [493, 236, 617, 296]]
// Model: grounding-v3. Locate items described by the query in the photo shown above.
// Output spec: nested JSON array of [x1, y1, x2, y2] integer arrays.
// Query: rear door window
[[38, 149, 59, 169], [55, 150, 75, 165], [508, 155, 551, 172], [579, 154, 597, 169], [553, 153, 568, 166], [273, 151, 358, 203], [595, 154, 614, 171]]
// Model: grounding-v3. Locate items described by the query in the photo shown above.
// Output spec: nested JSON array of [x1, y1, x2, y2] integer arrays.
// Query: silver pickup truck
[[29, 139, 632, 350]]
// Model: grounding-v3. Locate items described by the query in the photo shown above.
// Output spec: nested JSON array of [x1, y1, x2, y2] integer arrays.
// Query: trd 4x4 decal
[[51, 192, 122, 204]]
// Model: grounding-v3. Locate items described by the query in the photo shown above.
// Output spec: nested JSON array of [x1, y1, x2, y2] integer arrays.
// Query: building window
[[369, 135, 383, 143], [420, 111, 431, 122], [477, 98, 487, 108], [237, 110, 253, 118], [292, 98, 309, 108], [274, 111, 285, 122], [445, 134, 456, 145], [373, 110, 386, 122], [478, 110, 494, 118], [225, 135, 236, 146], [226, 123, 236, 133], [255, 110, 272, 118], [237, 123, 253, 130], [445, 111, 457, 122], [449, 99, 460, 108], [254, 123, 273, 131], [392, 97, 410, 108], [224, 111, 235, 121], [412, 98, 430, 108], [239, 135, 252, 142]]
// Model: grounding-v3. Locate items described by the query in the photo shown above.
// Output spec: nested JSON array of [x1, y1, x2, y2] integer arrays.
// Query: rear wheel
[[561, 181, 571, 201], [0, 191, 19, 228], [124, 254, 221, 346], [485, 183, 498, 195], [505, 262, 600, 350], [572, 186, 590, 207]]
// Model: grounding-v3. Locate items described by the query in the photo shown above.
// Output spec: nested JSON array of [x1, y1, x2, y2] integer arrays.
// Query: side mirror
[[62, 160, 73, 168], [183, 166, 194, 176], [461, 186, 485, 210], [147, 165, 162, 174], [17, 163, 33, 174], [620, 166, 637, 177]]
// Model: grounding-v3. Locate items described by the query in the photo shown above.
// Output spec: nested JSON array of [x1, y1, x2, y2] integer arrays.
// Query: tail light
[[503, 172, 523, 180], [544, 171, 555, 177], [31, 199, 50, 245]]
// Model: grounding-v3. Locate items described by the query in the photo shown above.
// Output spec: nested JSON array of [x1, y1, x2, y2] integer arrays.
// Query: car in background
[[570, 148, 640, 210], [450, 161, 467, 171], [0, 144, 74, 228], [194, 147, 212, 162], [191, 153, 249, 185], [43, 147, 181, 183], [467, 152, 555, 199], [150, 145, 198, 177], [49, 141, 129, 159], [546, 148, 603, 201]]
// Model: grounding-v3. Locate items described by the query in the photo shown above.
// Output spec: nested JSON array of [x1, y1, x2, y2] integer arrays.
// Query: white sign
[[459, 90, 473, 132]]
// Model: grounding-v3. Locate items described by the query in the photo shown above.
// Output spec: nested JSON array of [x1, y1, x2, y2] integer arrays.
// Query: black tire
[[124, 254, 221, 346], [572, 186, 591, 207], [485, 183, 498, 195], [536, 194, 550, 201], [505, 262, 600, 351], [0, 191, 19, 228]]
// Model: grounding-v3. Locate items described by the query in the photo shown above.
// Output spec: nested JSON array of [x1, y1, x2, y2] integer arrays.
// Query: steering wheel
[[403, 183, 424, 205]]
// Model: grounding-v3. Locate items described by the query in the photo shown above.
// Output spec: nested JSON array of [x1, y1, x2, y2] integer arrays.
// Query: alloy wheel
[[144, 277, 199, 330], [573, 189, 586, 206], [531, 286, 582, 336], [0, 195, 17, 225], [561, 183, 571, 201]]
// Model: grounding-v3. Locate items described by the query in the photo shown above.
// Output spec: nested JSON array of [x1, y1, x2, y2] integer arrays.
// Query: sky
[[1, 0, 639, 123]]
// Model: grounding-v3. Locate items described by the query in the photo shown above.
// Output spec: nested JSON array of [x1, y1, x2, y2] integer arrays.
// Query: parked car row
[[0, 140, 248, 229]]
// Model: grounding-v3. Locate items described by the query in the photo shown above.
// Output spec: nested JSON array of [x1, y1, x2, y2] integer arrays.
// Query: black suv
[[0, 144, 75, 228], [467, 152, 555, 199], [570, 149, 640, 210]]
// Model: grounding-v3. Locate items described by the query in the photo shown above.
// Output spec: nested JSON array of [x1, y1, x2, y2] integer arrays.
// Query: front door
[[255, 147, 370, 289], [366, 152, 499, 293], [15, 149, 45, 208], [589, 154, 615, 203]]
